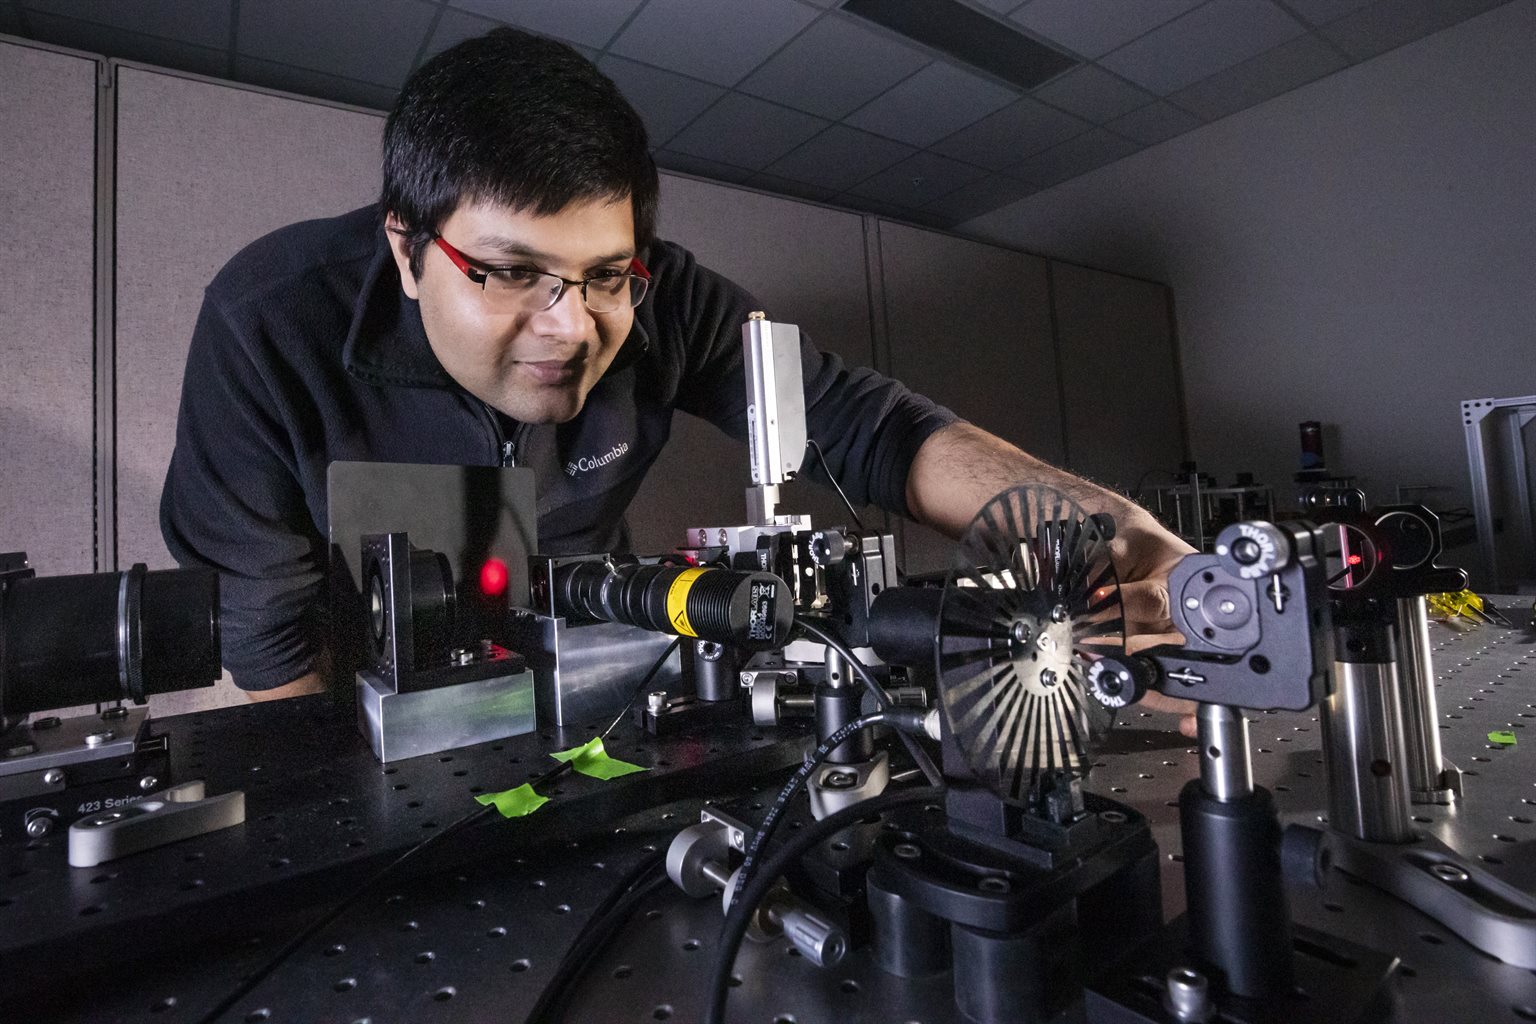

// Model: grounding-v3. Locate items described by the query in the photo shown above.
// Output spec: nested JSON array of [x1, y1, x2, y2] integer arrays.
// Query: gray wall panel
[[877, 220, 1061, 575], [0, 41, 97, 574], [1051, 260, 1184, 493], [628, 173, 879, 553], [114, 66, 383, 572], [960, 2, 1535, 582], [114, 68, 383, 714]]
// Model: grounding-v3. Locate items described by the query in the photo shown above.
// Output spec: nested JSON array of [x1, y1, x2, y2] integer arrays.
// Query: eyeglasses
[[433, 236, 650, 314]]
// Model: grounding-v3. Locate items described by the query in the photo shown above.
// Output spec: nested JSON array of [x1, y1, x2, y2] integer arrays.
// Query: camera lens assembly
[[0, 553, 220, 720], [354, 533, 533, 763], [364, 539, 456, 675], [552, 559, 793, 651], [0, 551, 223, 841]]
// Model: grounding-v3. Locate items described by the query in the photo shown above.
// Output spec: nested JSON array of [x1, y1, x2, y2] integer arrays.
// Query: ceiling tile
[[234, 55, 402, 110], [666, 93, 829, 170], [1031, 64, 1155, 122], [1319, 0, 1513, 62], [742, 172, 840, 204], [607, 0, 820, 88], [23, 0, 229, 48], [238, 0, 437, 88], [1104, 100, 1203, 145], [922, 173, 1042, 223], [847, 150, 988, 208], [25, 0, 230, 49], [20, 11, 229, 76], [1009, 0, 1205, 59], [1167, 32, 1348, 120], [970, 0, 1027, 13], [844, 61, 1019, 148], [597, 56, 726, 148], [837, 194, 949, 228], [1100, 1, 1309, 95], [931, 96, 1092, 169], [737, 15, 930, 120], [421, 8, 599, 63], [1007, 127, 1140, 187], [447, 0, 643, 50], [1281, 0, 1377, 26], [655, 149, 755, 185], [763, 125, 915, 191]]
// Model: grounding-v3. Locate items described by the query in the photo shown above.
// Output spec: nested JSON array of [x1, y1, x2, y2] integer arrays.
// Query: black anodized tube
[[2, 567, 220, 716], [866, 871, 950, 978], [691, 641, 736, 702], [815, 685, 873, 764], [557, 561, 791, 649], [1178, 779, 1295, 999]]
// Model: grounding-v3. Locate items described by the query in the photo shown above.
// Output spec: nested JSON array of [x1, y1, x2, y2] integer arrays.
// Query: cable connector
[[879, 707, 941, 741]]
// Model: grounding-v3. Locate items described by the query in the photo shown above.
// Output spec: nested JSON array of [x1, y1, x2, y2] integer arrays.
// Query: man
[[161, 28, 1194, 730]]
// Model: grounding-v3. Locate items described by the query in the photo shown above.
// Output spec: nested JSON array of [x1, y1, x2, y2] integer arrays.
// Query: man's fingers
[[1108, 579, 1172, 629], [1136, 688, 1199, 738], [1125, 630, 1184, 656]]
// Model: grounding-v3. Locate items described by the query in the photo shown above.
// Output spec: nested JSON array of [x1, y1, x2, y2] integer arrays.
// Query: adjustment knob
[[1087, 656, 1150, 709], [809, 530, 848, 567]]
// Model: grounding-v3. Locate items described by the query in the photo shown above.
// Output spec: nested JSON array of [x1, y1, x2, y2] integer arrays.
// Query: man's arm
[[907, 422, 1197, 733], [161, 290, 327, 697], [245, 671, 327, 702]]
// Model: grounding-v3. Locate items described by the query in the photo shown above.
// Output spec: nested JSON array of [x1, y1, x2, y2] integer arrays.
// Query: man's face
[[387, 197, 638, 425]]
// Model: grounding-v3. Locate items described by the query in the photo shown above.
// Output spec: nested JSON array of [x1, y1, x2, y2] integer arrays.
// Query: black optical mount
[[0, 551, 222, 841], [1085, 521, 1399, 1023]]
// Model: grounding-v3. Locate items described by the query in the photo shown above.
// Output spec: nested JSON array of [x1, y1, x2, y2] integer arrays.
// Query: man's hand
[[1103, 516, 1199, 737], [906, 423, 1199, 736], [246, 670, 327, 702]]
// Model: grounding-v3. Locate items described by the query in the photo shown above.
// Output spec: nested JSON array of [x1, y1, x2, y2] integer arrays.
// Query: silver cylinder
[[1394, 597, 1459, 804], [1197, 704, 1253, 802], [823, 646, 851, 689], [773, 902, 848, 968], [1321, 660, 1414, 843]]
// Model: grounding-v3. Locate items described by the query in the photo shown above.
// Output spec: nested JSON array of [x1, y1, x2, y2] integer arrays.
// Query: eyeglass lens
[[482, 269, 647, 313]]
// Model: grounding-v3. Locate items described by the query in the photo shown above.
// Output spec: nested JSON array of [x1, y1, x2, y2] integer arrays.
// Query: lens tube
[[555, 562, 791, 651]]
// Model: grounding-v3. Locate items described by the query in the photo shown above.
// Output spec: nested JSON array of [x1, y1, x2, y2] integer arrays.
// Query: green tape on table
[[1488, 730, 1518, 746], [550, 736, 648, 780], [475, 783, 550, 818]]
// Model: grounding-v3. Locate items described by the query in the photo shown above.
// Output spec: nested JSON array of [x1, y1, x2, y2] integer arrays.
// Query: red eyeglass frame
[[432, 235, 651, 295]]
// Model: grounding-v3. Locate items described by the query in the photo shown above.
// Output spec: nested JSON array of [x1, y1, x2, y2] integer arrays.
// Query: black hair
[[382, 28, 657, 278]]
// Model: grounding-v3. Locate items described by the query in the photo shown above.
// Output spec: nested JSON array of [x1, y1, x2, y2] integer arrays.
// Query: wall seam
[[1162, 283, 1193, 464], [1044, 260, 1072, 471], [92, 58, 118, 571]]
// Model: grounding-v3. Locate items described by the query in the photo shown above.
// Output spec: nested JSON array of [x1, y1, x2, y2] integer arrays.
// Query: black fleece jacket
[[160, 205, 956, 690]]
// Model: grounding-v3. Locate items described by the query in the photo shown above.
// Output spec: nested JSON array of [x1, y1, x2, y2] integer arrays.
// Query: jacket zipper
[[481, 401, 525, 468]]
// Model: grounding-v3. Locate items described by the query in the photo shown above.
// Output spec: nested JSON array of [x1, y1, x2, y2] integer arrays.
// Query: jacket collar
[[342, 221, 651, 390]]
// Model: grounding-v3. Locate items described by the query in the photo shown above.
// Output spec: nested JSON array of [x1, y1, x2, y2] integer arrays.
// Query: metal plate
[[6, 618, 1535, 1023], [0, 694, 807, 1011]]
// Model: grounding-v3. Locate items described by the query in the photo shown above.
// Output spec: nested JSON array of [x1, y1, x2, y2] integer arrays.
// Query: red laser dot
[[1346, 553, 1363, 566], [480, 557, 509, 597]]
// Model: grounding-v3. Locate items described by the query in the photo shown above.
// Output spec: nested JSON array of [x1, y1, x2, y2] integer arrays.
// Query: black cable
[[192, 637, 682, 1024], [704, 785, 945, 1024], [727, 711, 919, 912], [805, 438, 866, 532], [792, 616, 943, 788], [523, 853, 671, 1023]]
